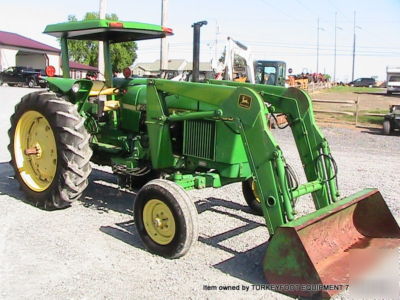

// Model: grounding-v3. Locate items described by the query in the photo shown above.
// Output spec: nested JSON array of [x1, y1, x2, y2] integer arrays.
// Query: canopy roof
[[44, 19, 173, 42]]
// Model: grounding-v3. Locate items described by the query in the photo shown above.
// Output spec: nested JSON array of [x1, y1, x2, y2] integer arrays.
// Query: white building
[[132, 59, 187, 77], [0, 31, 61, 74], [132, 59, 213, 79], [0, 31, 99, 79]]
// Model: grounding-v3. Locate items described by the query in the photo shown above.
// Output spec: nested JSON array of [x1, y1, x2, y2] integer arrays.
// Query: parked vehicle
[[386, 66, 400, 95], [0, 66, 47, 88], [254, 60, 286, 86], [348, 77, 376, 87], [383, 105, 400, 134]]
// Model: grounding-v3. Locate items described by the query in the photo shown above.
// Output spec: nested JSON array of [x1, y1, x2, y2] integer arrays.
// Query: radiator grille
[[183, 120, 215, 160]]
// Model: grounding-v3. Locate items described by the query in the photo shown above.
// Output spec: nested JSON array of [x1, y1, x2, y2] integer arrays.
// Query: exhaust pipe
[[192, 20, 207, 82]]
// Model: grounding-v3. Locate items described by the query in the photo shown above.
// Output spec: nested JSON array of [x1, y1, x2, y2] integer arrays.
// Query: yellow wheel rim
[[251, 179, 261, 203], [143, 199, 176, 245], [14, 110, 57, 192]]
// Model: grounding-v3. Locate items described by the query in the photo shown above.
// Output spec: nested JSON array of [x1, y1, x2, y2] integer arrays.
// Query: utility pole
[[207, 18, 220, 69], [334, 12, 342, 83], [316, 18, 324, 74], [214, 20, 219, 62], [98, 0, 106, 80], [317, 17, 319, 74], [160, 0, 169, 74], [351, 10, 356, 81], [214, 22, 220, 63]]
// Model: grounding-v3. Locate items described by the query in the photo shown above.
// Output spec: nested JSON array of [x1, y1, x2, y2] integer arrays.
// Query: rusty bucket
[[263, 188, 400, 299]]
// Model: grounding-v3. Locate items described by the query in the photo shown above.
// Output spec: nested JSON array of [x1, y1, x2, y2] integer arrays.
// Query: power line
[[327, 0, 353, 23], [258, 0, 304, 23], [139, 40, 400, 54], [138, 37, 400, 51], [138, 45, 400, 56], [294, 0, 319, 18], [136, 48, 400, 58], [137, 45, 400, 56]]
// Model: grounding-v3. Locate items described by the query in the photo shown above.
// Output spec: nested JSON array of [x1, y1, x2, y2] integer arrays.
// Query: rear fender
[[46, 77, 93, 104]]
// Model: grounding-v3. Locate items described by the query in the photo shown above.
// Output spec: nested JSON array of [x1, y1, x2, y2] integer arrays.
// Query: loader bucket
[[263, 188, 400, 299]]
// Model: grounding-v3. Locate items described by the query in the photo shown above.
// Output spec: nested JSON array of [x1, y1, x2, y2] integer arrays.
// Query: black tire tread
[[383, 120, 391, 135], [242, 179, 263, 216], [134, 179, 198, 259], [8, 91, 92, 208]]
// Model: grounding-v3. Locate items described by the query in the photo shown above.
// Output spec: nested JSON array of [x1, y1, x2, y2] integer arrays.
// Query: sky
[[1, 0, 399, 82]]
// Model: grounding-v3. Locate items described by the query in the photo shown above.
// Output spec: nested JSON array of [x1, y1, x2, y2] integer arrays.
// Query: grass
[[316, 109, 387, 126], [322, 86, 385, 93], [342, 114, 383, 125]]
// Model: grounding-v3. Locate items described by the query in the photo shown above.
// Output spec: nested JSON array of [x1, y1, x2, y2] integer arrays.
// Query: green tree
[[66, 12, 137, 72]]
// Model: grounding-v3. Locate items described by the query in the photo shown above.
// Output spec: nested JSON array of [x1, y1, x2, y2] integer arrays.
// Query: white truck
[[386, 66, 400, 95]]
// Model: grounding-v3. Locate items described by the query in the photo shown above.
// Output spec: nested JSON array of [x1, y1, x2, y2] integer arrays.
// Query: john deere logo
[[238, 94, 252, 109]]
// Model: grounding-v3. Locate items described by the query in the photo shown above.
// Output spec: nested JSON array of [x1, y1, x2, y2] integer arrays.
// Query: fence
[[312, 97, 360, 126], [307, 82, 333, 93], [312, 97, 388, 127]]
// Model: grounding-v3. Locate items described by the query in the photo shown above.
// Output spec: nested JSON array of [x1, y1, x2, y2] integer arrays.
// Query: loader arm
[[146, 79, 337, 234], [209, 80, 340, 207]]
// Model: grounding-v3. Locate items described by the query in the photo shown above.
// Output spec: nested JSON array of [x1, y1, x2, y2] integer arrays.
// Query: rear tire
[[134, 179, 198, 258], [8, 91, 92, 208], [383, 120, 391, 135], [242, 179, 263, 216]]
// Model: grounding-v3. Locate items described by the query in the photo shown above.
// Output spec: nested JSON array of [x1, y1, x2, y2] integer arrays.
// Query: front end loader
[[7, 19, 400, 298]]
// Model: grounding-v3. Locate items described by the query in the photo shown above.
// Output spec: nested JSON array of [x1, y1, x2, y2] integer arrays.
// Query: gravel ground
[[0, 86, 399, 299]]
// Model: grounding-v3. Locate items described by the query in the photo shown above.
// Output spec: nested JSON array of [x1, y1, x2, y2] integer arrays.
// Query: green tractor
[[8, 19, 400, 299]]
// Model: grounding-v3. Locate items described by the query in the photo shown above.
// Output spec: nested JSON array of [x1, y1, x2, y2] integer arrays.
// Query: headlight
[[71, 83, 80, 93]]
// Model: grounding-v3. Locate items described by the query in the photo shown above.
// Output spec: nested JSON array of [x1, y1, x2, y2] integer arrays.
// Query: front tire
[[8, 91, 92, 208], [383, 120, 391, 135], [242, 179, 263, 216], [134, 179, 198, 258]]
